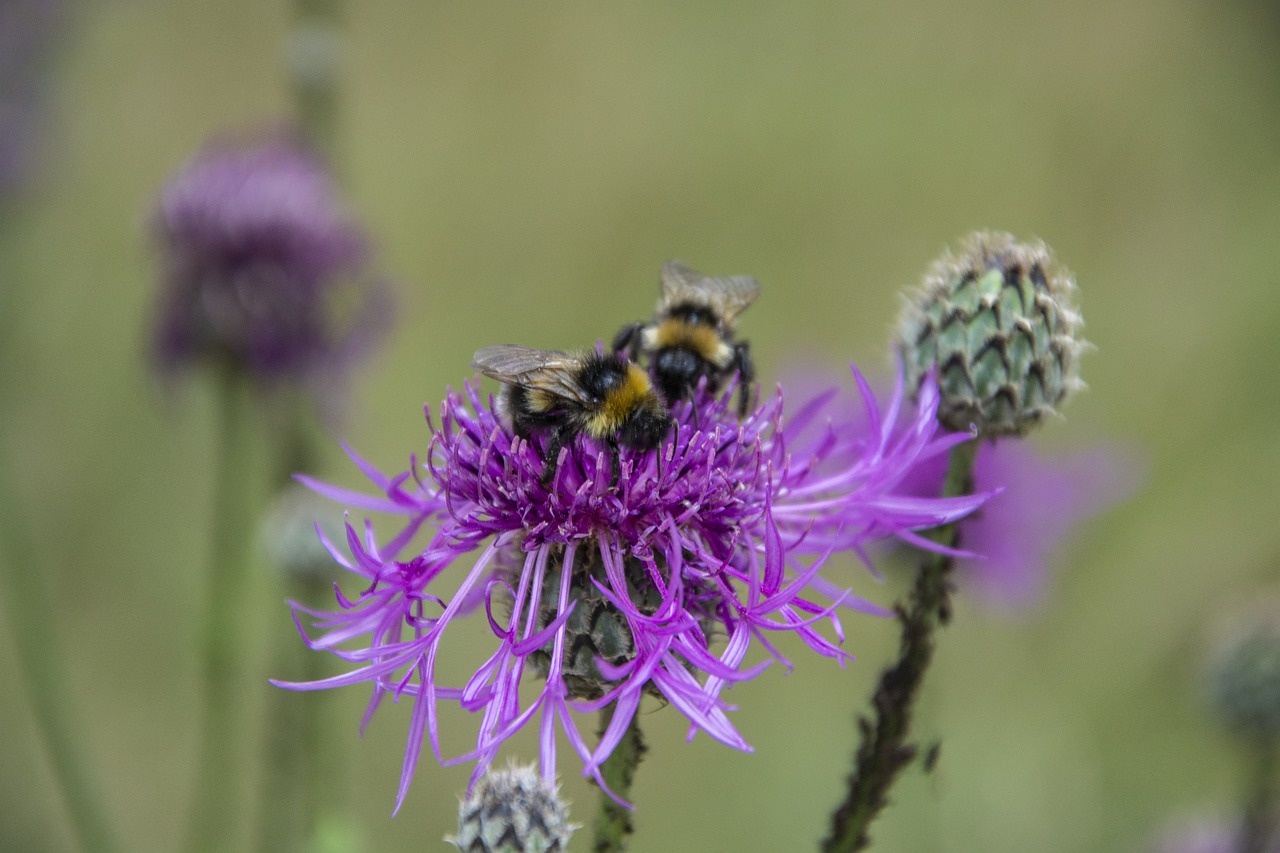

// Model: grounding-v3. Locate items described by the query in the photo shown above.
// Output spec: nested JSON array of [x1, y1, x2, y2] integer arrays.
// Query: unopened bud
[[898, 231, 1085, 437], [446, 765, 575, 853]]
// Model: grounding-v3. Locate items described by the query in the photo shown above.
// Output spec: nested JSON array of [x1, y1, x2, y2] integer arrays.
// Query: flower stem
[[185, 366, 258, 853], [592, 704, 646, 853], [289, 0, 343, 164], [1241, 736, 1278, 853], [821, 438, 980, 853], [0, 434, 120, 853]]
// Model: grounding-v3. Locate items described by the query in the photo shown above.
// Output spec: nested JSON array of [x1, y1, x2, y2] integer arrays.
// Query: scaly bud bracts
[[898, 231, 1085, 437], [446, 765, 575, 853]]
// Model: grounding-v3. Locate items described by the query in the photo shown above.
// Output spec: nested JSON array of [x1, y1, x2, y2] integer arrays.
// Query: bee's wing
[[659, 260, 761, 326], [471, 344, 593, 406]]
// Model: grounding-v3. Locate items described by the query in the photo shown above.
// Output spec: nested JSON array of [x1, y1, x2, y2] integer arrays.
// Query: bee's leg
[[611, 322, 645, 362], [732, 341, 755, 417], [607, 437, 622, 485], [540, 427, 569, 484]]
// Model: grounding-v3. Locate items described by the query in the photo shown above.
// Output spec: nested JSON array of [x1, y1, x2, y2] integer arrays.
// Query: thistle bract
[[898, 231, 1085, 437], [276, 369, 993, 810], [446, 764, 575, 853]]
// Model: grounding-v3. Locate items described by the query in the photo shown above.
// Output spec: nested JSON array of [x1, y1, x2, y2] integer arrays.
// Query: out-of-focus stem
[[1241, 737, 1278, 853], [0, 435, 120, 853], [288, 0, 343, 165], [269, 3, 349, 846], [0, 221, 119, 852], [822, 438, 980, 853], [592, 704, 646, 853], [185, 366, 258, 853]]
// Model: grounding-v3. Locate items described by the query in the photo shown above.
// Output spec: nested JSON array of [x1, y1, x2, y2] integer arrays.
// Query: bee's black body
[[613, 261, 760, 417], [472, 346, 672, 482]]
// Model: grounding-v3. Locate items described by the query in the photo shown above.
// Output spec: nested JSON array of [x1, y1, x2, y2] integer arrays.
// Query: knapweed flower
[[149, 133, 389, 396], [446, 764, 576, 853], [898, 231, 1086, 438], [276, 369, 992, 811], [898, 438, 1139, 609]]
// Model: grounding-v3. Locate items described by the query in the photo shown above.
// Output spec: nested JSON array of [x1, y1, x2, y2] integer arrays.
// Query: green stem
[[592, 704, 646, 853], [289, 0, 343, 164], [0, 216, 119, 852], [822, 438, 980, 853], [257, 573, 346, 853], [1241, 737, 1278, 853], [185, 367, 258, 853], [0, 441, 120, 853]]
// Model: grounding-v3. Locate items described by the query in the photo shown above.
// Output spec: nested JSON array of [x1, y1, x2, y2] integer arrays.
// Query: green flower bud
[[446, 765, 576, 853], [898, 231, 1085, 437], [260, 483, 344, 582], [1209, 608, 1280, 739]]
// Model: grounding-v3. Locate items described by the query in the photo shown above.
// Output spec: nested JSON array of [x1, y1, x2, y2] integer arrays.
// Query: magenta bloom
[[150, 134, 389, 393], [897, 438, 1139, 609], [276, 370, 991, 811]]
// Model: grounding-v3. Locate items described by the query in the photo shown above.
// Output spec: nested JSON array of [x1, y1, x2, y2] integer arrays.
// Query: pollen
[[587, 365, 654, 438], [654, 320, 721, 361]]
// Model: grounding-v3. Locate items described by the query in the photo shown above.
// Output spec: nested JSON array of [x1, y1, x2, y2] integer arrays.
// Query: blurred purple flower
[[0, 0, 65, 197], [149, 133, 390, 398], [900, 437, 1140, 610], [780, 364, 1139, 610], [275, 369, 993, 811]]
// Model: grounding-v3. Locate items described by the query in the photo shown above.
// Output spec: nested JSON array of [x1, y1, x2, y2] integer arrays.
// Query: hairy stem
[[185, 367, 258, 853], [822, 438, 980, 853], [592, 705, 646, 853]]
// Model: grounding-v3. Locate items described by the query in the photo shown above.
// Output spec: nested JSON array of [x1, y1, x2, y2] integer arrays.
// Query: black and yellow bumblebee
[[612, 260, 761, 417], [471, 344, 673, 482]]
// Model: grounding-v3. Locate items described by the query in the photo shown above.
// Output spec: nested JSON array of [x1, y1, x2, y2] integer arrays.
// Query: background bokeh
[[3, 2, 1279, 851]]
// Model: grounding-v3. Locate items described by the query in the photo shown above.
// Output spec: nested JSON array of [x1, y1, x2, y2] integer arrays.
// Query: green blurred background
[[3, 1, 1280, 850]]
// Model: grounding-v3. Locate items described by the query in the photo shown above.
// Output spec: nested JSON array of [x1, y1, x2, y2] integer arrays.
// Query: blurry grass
[[3, 1, 1280, 850]]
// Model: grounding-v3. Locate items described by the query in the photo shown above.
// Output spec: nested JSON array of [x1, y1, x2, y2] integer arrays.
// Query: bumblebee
[[471, 344, 673, 482], [612, 260, 761, 417]]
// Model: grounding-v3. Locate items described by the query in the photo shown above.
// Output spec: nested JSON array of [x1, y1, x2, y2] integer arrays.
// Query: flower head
[[898, 231, 1086, 437], [149, 133, 389, 394], [446, 764, 576, 853], [276, 369, 991, 811]]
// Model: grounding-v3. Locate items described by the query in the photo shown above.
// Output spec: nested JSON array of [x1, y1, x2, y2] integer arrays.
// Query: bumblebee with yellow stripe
[[471, 344, 673, 482], [613, 260, 761, 417]]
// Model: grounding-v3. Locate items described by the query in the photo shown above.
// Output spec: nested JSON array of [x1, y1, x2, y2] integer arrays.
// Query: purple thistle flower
[[896, 437, 1140, 610], [149, 132, 389, 396], [275, 368, 992, 812]]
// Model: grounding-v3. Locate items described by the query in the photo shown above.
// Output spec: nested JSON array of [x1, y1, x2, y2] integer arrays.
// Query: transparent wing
[[471, 344, 592, 406], [659, 260, 761, 326]]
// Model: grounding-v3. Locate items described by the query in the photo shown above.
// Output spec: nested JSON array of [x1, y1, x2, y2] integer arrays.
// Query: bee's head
[[619, 403, 673, 452]]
